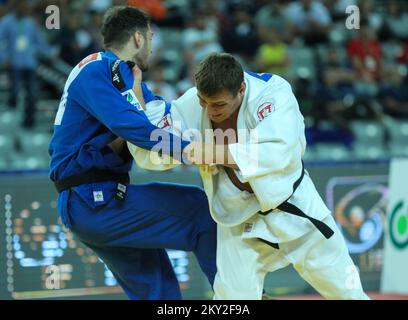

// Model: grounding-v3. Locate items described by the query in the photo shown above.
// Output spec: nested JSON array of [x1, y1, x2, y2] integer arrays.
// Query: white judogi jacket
[[128, 73, 331, 243]]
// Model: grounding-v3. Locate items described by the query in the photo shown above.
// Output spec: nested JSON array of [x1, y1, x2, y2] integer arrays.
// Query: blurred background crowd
[[0, 0, 408, 171]]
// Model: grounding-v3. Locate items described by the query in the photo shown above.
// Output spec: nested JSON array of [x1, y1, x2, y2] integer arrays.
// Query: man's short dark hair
[[195, 53, 244, 97], [101, 6, 150, 50]]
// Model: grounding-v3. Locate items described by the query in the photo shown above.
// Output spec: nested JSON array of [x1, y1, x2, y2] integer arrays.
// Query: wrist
[[133, 80, 142, 88]]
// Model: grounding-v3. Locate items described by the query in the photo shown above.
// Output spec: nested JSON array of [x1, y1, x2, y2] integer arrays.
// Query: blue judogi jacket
[[48, 51, 188, 219]]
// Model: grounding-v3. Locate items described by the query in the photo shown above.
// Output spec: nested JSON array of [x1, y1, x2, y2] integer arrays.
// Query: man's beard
[[133, 51, 149, 72]]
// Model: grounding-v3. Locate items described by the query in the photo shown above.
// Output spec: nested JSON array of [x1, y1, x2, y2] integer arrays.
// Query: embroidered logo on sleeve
[[122, 89, 143, 111], [157, 113, 173, 129], [256, 102, 274, 121]]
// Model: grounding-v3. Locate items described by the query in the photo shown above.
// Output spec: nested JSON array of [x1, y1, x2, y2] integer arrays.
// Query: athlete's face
[[134, 25, 153, 72], [197, 82, 246, 123]]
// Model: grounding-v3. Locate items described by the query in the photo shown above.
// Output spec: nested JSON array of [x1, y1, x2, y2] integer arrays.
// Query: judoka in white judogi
[[128, 71, 370, 300]]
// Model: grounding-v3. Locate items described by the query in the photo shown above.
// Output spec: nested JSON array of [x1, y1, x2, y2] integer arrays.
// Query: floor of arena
[[278, 292, 408, 300]]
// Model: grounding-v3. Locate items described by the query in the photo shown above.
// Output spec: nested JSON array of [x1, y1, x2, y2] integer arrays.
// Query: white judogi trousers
[[214, 214, 370, 300]]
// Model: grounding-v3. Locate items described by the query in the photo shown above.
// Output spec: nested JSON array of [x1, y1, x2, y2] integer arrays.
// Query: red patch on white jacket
[[257, 102, 274, 121], [157, 113, 172, 129]]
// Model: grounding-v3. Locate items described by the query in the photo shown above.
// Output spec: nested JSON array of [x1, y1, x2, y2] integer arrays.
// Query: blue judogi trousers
[[58, 182, 217, 300]]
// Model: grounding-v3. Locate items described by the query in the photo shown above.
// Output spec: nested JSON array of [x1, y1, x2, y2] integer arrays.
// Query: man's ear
[[133, 31, 144, 49], [239, 81, 246, 95]]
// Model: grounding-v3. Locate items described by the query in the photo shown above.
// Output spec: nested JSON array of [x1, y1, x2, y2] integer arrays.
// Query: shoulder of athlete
[[245, 74, 294, 123], [173, 87, 201, 113], [74, 53, 134, 92]]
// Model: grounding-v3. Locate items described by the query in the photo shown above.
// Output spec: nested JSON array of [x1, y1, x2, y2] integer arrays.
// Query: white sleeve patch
[[121, 89, 144, 111]]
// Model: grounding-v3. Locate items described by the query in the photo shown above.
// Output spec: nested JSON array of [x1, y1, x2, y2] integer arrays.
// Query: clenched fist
[[183, 141, 215, 165], [183, 141, 238, 169]]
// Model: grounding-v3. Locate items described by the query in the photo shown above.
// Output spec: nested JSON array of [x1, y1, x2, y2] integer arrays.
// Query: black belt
[[259, 161, 334, 240], [53, 169, 130, 194]]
